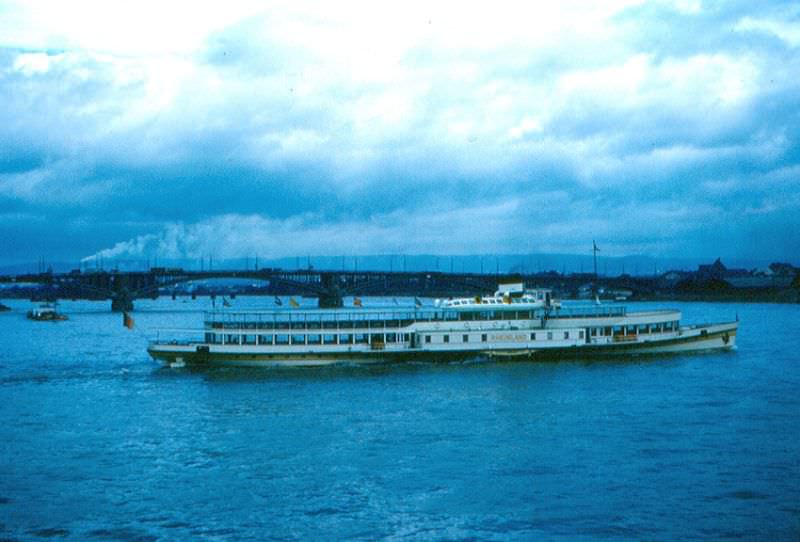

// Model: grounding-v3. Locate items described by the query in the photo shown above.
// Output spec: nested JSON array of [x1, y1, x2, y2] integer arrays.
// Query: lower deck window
[[463, 334, 468, 343]]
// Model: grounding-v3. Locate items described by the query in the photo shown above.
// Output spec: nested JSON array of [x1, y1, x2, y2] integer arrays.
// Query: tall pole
[[592, 240, 600, 298]]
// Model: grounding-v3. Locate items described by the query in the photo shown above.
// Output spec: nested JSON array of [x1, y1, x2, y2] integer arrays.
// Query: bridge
[[0, 267, 512, 311], [0, 266, 659, 311]]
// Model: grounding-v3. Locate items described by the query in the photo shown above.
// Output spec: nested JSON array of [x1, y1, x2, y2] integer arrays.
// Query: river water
[[0, 297, 798, 540]]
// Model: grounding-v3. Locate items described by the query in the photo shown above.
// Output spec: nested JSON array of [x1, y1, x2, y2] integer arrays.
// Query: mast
[[592, 240, 600, 298]]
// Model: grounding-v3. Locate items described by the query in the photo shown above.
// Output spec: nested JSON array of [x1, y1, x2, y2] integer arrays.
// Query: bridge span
[[0, 268, 514, 311]]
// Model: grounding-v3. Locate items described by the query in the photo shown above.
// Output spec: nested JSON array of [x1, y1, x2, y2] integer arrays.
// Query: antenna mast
[[592, 240, 600, 297]]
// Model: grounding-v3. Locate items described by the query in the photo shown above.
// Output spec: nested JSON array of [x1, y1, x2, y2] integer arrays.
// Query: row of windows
[[207, 333, 410, 346], [207, 310, 461, 328], [448, 295, 544, 306], [588, 321, 678, 336], [205, 321, 679, 346], [208, 310, 538, 330], [210, 319, 418, 330], [423, 330, 586, 343]]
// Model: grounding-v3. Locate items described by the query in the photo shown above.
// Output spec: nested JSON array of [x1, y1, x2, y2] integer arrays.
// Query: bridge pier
[[111, 290, 134, 312], [318, 273, 343, 308]]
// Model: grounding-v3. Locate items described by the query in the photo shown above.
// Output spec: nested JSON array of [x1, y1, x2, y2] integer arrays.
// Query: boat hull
[[148, 322, 738, 368]]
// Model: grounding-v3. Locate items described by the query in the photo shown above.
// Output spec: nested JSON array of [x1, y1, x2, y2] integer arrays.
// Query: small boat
[[0, 302, 11, 312], [147, 281, 738, 367], [27, 303, 68, 321]]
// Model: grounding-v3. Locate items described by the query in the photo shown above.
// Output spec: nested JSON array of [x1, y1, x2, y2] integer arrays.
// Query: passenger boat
[[147, 282, 738, 367], [27, 303, 68, 321]]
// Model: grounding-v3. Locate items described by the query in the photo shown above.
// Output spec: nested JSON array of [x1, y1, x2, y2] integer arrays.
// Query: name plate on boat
[[491, 333, 528, 342]]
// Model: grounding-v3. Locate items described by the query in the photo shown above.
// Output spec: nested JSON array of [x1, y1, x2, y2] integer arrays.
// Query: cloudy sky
[[1, 0, 798, 266]]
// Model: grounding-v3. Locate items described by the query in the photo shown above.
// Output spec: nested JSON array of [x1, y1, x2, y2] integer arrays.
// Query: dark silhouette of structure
[[0, 268, 501, 311]]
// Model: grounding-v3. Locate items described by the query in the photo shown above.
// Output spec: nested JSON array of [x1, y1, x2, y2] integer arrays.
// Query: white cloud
[[12, 52, 53, 75], [0, 0, 264, 55], [2, 1, 800, 263], [736, 16, 800, 48]]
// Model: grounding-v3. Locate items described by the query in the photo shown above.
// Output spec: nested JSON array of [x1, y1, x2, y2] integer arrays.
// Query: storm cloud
[[1, 0, 798, 265]]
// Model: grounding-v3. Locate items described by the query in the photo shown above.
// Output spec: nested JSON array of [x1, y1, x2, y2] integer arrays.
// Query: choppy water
[[0, 297, 798, 541]]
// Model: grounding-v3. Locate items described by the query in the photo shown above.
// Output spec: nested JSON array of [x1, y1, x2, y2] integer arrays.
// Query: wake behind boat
[[147, 282, 738, 367]]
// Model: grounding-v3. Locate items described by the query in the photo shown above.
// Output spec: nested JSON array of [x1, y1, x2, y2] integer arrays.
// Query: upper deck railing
[[203, 305, 551, 328], [202, 301, 634, 329], [550, 304, 627, 318], [205, 307, 458, 328]]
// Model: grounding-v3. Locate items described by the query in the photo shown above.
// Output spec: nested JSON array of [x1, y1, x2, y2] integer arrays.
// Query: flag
[[393, 298, 399, 305], [123, 311, 134, 330], [222, 297, 231, 307], [274, 296, 283, 306], [414, 296, 422, 308], [289, 297, 300, 308], [353, 297, 363, 307]]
